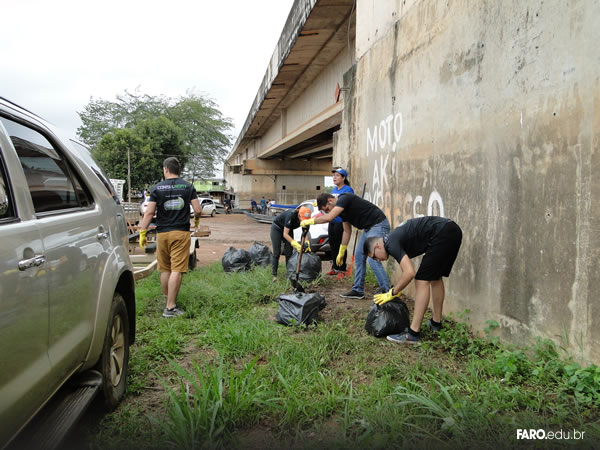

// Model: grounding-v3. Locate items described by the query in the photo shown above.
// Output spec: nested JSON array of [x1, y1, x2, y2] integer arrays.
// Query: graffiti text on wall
[[364, 112, 444, 226]]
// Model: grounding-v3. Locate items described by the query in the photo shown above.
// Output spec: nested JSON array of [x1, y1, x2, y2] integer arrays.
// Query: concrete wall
[[274, 175, 326, 205], [224, 171, 275, 209], [337, 0, 599, 363], [224, 169, 325, 208]]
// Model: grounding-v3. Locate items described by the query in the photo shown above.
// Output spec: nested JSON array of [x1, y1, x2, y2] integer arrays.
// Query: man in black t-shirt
[[270, 206, 310, 281], [365, 217, 462, 344], [301, 193, 391, 299], [139, 157, 203, 318]]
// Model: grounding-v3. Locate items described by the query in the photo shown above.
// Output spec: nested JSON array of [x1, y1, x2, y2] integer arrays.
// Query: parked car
[[292, 199, 331, 259], [198, 197, 216, 217], [139, 195, 152, 217], [0, 97, 136, 447]]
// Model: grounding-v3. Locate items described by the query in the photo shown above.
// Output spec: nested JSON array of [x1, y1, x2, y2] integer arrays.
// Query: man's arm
[[391, 254, 416, 295], [139, 201, 157, 230], [341, 221, 352, 245], [282, 226, 294, 244], [313, 206, 344, 224], [191, 198, 202, 218]]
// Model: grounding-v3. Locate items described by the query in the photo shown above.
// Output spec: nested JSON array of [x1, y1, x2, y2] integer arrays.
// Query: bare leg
[[160, 271, 170, 296], [430, 279, 445, 322], [166, 272, 183, 310], [411, 279, 431, 332]]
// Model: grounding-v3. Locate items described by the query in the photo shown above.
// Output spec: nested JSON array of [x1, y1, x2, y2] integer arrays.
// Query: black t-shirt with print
[[149, 177, 198, 233], [384, 216, 451, 262], [272, 209, 300, 231], [335, 193, 387, 230]]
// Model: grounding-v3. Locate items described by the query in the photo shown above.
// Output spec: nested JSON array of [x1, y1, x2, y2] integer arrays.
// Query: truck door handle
[[97, 226, 109, 240], [18, 255, 46, 271]]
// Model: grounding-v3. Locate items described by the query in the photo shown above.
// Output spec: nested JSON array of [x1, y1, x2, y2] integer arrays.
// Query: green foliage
[[78, 90, 232, 184], [89, 264, 600, 449], [563, 362, 600, 403], [160, 358, 267, 448], [93, 128, 160, 189], [493, 349, 533, 381], [437, 311, 495, 357]]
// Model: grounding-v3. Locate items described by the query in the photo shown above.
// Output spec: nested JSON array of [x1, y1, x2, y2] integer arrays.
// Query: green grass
[[88, 263, 600, 449]]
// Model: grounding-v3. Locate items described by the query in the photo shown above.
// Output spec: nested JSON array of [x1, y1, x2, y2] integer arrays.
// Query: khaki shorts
[[157, 230, 191, 273]]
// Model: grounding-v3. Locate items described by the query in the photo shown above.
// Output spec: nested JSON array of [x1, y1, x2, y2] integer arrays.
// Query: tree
[[92, 116, 184, 193], [165, 94, 232, 181], [78, 90, 233, 179]]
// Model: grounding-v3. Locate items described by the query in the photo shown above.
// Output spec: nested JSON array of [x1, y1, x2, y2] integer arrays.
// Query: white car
[[292, 199, 331, 259], [197, 197, 216, 217]]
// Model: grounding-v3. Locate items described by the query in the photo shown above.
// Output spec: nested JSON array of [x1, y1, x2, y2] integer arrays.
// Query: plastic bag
[[286, 251, 322, 282], [248, 241, 272, 267], [275, 292, 326, 326], [222, 247, 252, 272], [364, 299, 409, 337]]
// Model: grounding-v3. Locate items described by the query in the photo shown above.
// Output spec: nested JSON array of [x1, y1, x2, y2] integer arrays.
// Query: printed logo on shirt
[[165, 197, 185, 211], [156, 184, 188, 190]]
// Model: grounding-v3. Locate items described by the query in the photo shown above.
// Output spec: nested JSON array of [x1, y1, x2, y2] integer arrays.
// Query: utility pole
[[127, 148, 131, 203]]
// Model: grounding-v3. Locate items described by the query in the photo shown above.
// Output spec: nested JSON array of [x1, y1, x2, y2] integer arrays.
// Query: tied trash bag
[[365, 299, 409, 337], [222, 247, 252, 272], [286, 251, 322, 282], [276, 292, 326, 326], [248, 241, 272, 267]]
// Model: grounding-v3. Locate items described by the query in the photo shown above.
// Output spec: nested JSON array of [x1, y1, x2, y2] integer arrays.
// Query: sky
[[1, 0, 295, 144]]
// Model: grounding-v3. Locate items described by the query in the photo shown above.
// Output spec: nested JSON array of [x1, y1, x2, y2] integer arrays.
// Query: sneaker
[[326, 269, 338, 276], [162, 306, 185, 318], [340, 290, 364, 299], [387, 329, 420, 344], [428, 318, 442, 332]]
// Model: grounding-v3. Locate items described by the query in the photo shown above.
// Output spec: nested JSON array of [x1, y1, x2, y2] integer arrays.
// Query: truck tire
[[98, 293, 130, 410]]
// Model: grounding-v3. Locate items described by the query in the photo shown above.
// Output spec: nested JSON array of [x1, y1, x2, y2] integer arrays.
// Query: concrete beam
[[242, 158, 331, 176], [257, 101, 342, 159], [286, 140, 333, 159]]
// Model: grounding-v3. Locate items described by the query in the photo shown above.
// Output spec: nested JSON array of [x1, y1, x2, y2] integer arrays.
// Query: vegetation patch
[[81, 263, 600, 449]]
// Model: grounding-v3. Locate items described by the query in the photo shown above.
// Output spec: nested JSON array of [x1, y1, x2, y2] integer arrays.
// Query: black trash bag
[[286, 251, 322, 282], [365, 299, 410, 337], [275, 292, 327, 326], [248, 241, 272, 267], [222, 247, 252, 272]]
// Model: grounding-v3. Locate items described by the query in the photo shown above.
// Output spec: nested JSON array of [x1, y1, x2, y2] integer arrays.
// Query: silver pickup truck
[[0, 97, 136, 448]]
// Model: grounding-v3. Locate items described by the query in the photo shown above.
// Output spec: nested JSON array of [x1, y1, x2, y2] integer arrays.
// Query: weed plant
[[89, 263, 600, 449]]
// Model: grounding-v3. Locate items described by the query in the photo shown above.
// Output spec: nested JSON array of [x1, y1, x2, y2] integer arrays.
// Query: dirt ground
[[192, 212, 273, 267]]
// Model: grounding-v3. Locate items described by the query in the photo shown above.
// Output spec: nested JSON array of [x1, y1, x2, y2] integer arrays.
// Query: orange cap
[[298, 206, 312, 221]]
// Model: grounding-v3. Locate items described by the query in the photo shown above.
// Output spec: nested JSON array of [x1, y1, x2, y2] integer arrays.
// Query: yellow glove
[[374, 288, 401, 306], [300, 218, 315, 228], [194, 217, 200, 228], [336, 244, 347, 266], [291, 240, 302, 252], [139, 229, 147, 250], [303, 241, 311, 253]]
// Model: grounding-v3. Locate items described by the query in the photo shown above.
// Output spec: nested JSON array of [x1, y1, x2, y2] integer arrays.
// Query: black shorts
[[415, 221, 462, 281]]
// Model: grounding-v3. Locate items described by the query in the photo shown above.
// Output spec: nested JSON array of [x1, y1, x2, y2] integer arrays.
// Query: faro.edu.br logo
[[517, 429, 585, 440]]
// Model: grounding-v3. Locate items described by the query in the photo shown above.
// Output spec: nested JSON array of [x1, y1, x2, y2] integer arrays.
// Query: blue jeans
[[351, 218, 391, 294]]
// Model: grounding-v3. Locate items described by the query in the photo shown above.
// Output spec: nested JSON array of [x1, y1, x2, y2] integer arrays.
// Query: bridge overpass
[[225, 0, 356, 207]]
